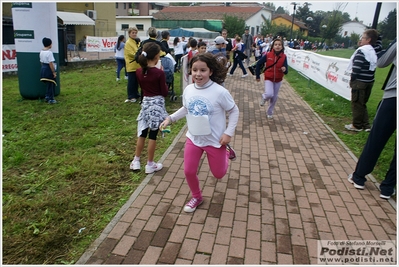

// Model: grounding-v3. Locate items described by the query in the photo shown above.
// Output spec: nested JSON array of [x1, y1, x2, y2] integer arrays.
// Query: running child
[[159, 53, 239, 213], [255, 38, 288, 119]]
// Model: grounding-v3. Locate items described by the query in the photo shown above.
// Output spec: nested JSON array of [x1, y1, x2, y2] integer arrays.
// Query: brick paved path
[[77, 72, 396, 264]]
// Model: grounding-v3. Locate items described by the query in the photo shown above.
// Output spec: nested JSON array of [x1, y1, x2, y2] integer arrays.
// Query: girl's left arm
[[282, 57, 288, 74], [220, 104, 239, 145], [224, 104, 239, 137]]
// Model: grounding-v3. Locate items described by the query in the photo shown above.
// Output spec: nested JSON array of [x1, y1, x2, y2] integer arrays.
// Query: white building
[[340, 21, 367, 38], [115, 16, 153, 39]]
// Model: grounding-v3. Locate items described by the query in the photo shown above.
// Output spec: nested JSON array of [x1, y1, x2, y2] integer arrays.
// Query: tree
[[263, 2, 275, 11], [350, 32, 361, 48], [319, 3, 347, 45], [378, 8, 396, 41], [320, 9, 343, 45], [275, 6, 288, 15], [223, 14, 246, 38], [295, 2, 312, 23]]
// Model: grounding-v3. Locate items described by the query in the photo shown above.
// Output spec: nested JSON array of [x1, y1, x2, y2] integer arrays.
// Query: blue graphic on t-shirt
[[187, 96, 212, 116]]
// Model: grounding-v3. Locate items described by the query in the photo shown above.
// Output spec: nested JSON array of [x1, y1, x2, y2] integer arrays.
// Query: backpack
[[160, 56, 174, 84]]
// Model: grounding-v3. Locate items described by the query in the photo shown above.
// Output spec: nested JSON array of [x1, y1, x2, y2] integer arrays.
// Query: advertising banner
[[2, 45, 18, 72], [86, 36, 118, 52], [12, 2, 60, 99], [285, 47, 351, 101]]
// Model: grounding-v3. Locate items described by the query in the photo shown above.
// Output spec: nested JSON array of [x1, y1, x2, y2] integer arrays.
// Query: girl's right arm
[[159, 106, 188, 129]]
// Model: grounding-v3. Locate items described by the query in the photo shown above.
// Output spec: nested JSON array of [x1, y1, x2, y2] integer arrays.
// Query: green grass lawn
[[2, 62, 185, 264], [285, 48, 396, 184]]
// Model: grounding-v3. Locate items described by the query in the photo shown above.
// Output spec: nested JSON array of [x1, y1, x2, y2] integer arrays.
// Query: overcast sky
[[271, 1, 397, 26]]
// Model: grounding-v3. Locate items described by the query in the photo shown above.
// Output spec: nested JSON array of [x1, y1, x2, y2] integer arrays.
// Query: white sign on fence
[[2, 45, 18, 72], [86, 36, 118, 52], [285, 47, 352, 101]]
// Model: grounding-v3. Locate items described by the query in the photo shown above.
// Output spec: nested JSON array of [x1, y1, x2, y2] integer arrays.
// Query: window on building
[[128, 3, 132, 8], [124, 3, 126, 9], [136, 24, 144, 30], [116, 3, 118, 8], [121, 24, 129, 30]]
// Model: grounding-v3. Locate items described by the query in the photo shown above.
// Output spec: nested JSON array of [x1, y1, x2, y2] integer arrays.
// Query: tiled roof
[[152, 6, 264, 21], [272, 13, 308, 30]]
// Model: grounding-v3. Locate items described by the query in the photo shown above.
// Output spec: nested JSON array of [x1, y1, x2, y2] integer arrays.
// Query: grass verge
[[2, 62, 185, 264]]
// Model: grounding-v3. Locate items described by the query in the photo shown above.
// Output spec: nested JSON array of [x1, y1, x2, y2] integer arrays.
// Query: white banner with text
[[2, 45, 17, 72], [285, 47, 351, 101], [86, 36, 118, 52]]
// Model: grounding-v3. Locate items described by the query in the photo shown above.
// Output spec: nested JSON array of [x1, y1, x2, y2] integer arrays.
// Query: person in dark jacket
[[255, 38, 288, 119]]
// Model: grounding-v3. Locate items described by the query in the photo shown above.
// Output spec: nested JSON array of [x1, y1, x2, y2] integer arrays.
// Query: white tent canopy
[[57, 11, 95, 26]]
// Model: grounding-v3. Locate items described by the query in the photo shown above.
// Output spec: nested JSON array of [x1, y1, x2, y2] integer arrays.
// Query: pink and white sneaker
[[145, 162, 163, 174], [226, 144, 236, 161], [183, 197, 203, 213]]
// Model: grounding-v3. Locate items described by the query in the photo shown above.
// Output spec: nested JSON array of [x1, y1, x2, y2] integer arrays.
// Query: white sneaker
[[260, 98, 266, 107], [124, 76, 128, 80], [145, 162, 163, 174], [347, 173, 365, 189], [267, 115, 273, 119], [125, 98, 137, 103], [130, 160, 140, 171], [227, 73, 233, 76], [116, 78, 120, 81], [241, 74, 248, 78]]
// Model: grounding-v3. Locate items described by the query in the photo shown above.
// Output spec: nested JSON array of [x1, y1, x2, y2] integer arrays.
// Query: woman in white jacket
[[114, 35, 128, 81]]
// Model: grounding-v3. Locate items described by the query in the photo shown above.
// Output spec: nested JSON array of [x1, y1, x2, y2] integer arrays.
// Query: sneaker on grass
[[130, 160, 140, 171]]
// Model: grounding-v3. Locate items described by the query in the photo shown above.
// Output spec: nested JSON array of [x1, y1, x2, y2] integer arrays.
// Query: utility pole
[[372, 2, 382, 29], [290, 2, 297, 41]]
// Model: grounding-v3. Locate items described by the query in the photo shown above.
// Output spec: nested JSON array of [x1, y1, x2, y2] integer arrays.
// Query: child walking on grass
[[130, 42, 169, 174], [255, 38, 288, 119], [159, 53, 239, 213]]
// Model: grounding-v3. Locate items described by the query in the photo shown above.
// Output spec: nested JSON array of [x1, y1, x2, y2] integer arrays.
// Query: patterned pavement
[[76, 70, 396, 264]]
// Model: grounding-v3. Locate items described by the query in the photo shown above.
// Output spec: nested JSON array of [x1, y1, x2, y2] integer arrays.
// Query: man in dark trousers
[[241, 26, 253, 66], [348, 38, 396, 199]]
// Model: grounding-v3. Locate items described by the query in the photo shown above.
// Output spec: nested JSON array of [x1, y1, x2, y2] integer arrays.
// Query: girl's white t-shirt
[[39, 49, 55, 64], [182, 81, 236, 148]]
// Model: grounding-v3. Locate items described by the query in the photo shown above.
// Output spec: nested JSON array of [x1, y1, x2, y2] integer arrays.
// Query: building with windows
[[151, 3, 273, 37], [271, 14, 309, 37], [115, 2, 168, 16]]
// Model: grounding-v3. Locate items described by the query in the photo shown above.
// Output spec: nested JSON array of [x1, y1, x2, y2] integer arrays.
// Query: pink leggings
[[184, 138, 229, 199]]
